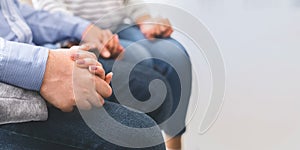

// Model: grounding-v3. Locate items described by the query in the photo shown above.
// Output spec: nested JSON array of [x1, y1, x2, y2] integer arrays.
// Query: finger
[[140, 24, 155, 39], [116, 36, 124, 52], [100, 47, 111, 58], [102, 30, 113, 45], [95, 77, 112, 98], [145, 27, 156, 40], [117, 45, 124, 54], [71, 50, 97, 61], [76, 58, 101, 68], [163, 19, 173, 37], [159, 25, 167, 34], [76, 99, 92, 110], [100, 31, 108, 44], [155, 25, 161, 36], [79, 43, 98, 51], [59, 100, 75, 112], [89, 65, 106, 80], [70, 46, 80, 50], [60, 106, 74, 112], [110, 35, 123, 57], [71, 43, 97, 51], [87, 91, 103, 108], [115, 35, 124, 52], [106, 37, 117, 55], [97, 94, 105, 106], [163, 28, 174, 38], [105, 72, 113, 84]]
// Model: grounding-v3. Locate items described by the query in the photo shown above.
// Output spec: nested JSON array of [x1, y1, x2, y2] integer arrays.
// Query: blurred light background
[[18, 0, 300, 149], [143, 0, 300, 149]]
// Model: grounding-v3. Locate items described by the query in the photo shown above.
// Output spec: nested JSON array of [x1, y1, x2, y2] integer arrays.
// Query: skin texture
[[136, 15, 174, 40], [82, 25, 124, 59], [40, 49, 112, 112], [166, 136, 182, 150], [82, 15, 174, 59]]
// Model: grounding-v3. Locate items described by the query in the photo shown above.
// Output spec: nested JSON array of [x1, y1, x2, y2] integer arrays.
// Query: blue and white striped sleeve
[[0, 37, 49, 91], [19, 4, 90, 45]]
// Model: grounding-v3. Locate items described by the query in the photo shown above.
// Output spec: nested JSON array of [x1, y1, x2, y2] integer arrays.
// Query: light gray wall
[[145, 0, 300, 149]]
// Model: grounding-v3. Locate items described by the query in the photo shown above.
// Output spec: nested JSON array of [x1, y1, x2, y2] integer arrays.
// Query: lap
[[0, 101, 165, 150], [117, 25, 187, 53]]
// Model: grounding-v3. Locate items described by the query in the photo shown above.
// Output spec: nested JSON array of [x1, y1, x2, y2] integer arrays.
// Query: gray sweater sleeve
[[0, 82, 48, 125]]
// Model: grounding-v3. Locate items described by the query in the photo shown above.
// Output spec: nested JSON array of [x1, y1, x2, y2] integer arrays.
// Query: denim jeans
[[0, 101, 165, 150], [0, 25, 191, 149], [103, 25, 192, 137]]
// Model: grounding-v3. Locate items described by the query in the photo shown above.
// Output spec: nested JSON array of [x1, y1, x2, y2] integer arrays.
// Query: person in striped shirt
[[33, 1, 192, 149]]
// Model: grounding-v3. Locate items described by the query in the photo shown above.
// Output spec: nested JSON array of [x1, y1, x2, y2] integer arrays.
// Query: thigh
[[117, 25, 190, 73], [99, 39, 153, 73], [0, 102, 165, 150], [117, 25, 192, 136], [117, 25, 146, 42], [102, 59, 174, 125], [118, 25, 188, 53]]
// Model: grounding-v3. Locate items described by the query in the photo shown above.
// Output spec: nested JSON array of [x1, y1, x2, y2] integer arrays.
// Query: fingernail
[[90, 66, 97, 70], [76, 60, 85, 64]]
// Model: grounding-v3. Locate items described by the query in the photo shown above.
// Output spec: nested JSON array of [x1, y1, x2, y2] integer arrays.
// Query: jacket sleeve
[[0, 82, 48, 125]]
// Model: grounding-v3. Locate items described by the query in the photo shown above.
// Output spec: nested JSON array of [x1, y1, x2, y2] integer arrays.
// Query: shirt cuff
[[0, 39, 49, 91]]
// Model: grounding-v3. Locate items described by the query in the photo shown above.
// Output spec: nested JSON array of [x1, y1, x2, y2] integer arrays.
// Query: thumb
[[105, 72, 113, 84], [101, 48, 111, 58]]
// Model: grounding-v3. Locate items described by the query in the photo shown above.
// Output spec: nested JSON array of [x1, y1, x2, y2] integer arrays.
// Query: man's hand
[[136, 15, 174, 40], [40, 49, 112, 112], [71, 45, 113, 84], [82, 25, 124, 58]]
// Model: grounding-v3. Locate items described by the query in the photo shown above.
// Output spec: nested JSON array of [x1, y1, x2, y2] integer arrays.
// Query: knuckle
[[60, 103, 73, 112], [91, 53, 97, 59], [83, 88, 90, 94], [104, 86, 113, 98]]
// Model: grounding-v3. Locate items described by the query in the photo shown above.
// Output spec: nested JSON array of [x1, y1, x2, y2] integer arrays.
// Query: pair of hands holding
[[40, 45, 111, 112], [83, 15, 174, 59], [40, 16, 174, 112]]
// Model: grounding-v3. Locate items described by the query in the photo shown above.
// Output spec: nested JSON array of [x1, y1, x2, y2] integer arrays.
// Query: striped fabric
[[32, 0, 148, 32], [1, 0, 33, 43]]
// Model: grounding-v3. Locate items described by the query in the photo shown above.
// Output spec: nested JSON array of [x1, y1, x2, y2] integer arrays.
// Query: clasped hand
[[40, 46, 112, 112]]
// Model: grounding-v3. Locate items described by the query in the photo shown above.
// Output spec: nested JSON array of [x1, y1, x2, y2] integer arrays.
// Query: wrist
[[81, 24, 94, 40], [40, 50, 55, 93]]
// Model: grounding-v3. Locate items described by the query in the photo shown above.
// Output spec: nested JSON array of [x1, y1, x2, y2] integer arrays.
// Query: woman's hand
[[71, 46, 113, 84], [81, 25, 124, 58], [136, 15, 174, 40]]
